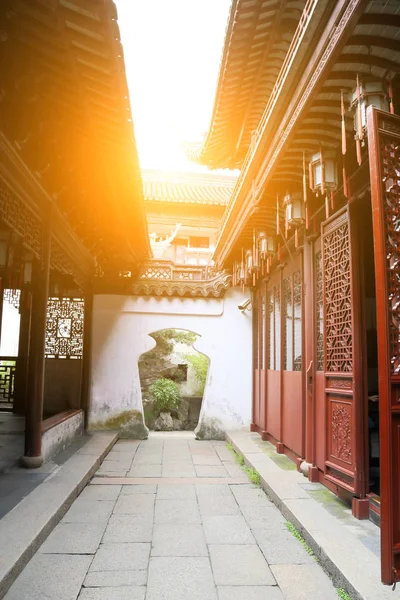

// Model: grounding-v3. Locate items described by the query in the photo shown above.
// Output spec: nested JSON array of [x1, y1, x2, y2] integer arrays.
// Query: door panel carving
[[322, 207, 365, 496], [367, 107, 400, 585]]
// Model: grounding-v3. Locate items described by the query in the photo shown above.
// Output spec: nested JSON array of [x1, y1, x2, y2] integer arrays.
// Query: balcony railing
[[0, 357, 17, 409], [139, 261, 217, 282]]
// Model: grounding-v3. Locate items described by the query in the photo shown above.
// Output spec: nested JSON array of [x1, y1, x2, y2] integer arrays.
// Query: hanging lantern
[[350, 78, 389, 165], [309, 150, 338, 197], [245, 249, 253, 275], [283, 192, 305, 228], [23, 254, 33, 284], [258, 232, 275, 259]]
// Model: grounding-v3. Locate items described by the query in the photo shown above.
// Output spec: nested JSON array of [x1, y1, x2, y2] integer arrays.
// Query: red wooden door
[[322, 206, 366, 496], [367, 107, 400, 585], [252, 283, 267, 433]]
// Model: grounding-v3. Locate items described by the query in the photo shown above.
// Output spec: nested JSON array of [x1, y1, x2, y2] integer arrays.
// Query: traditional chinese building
[[194, 0, 400, 586], [0, 0, 148, 467]]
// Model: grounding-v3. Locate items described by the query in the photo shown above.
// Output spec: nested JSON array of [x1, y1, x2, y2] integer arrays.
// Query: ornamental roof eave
[[191, 0, 306, 170]]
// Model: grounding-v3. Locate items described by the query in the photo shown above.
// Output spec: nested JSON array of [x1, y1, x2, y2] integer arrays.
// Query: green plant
[[285, 521, 314, 556], [184, 352, 208, 394], [226, 443, 261, 486], [336, 589, 352, 600], [148, 378, 182, 413]]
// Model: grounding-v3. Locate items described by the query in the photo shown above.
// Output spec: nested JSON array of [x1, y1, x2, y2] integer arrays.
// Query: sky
[[115, 0, 233, 173]]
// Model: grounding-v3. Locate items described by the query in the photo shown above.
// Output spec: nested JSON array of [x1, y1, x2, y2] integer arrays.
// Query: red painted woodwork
[[266, 370, 281, 440], [322, 207, 367, 497], [367, 107, 400, 585], [252, 283, 267, 433]]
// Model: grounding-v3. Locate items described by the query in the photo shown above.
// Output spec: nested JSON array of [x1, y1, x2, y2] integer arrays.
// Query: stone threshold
[[91, 476, 246, 485], [227, 430, 389, 600], [0, 431, 117, 599]]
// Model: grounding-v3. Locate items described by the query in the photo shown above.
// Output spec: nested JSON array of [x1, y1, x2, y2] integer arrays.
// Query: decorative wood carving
[[315, 250, 324, 371], [331, 402, 352, 464], [323, 219, 353, 373], [45, 297, 84, 359], [131, 269, 231, 298]]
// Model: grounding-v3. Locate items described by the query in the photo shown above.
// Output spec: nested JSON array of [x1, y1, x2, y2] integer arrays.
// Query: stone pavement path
[[5, 433, 339, 599]]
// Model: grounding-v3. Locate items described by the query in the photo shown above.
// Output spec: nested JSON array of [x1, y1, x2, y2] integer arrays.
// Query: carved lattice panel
[[267, 288, 274, 370], [323, 221, 353, 372], [381, 138, 400, 374], [0, 360, 16, 405], [330, 401, 352, 465], [293, 270, 302, 372], [315, 251, 324, 371], [140, 266, 172, 280], [45, 297, 84, 358]]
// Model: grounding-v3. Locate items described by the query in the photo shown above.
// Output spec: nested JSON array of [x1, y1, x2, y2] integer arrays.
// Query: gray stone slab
[[214, 446, 235, 462], [106, 451, 137, 462], [253, 528, 315, 564], [4, 553, 92, 600], [154, 499, 201, 524], [223, 463, 248, 479], [90, 543, 150, 572], [162, 465, 197, 478], [195, 484, 233, 497], [198, 494, 241, 516], [80, 485, 122, 501], [230, 484, 272, 507], [113, 494, 155, 515], [151, 523, 208, 557], [111, 442, 140, 452], [195, 465, 229, 478], [271, 564, 338, 600], [128, 465, 162, 477], [146, 557, 217, 600], [203, 516, 255, 545], [61, 498, 115, 524], [217, 586, 284, 600], [84, 570, 147, 587], [121, 484, 157, 495], [102, 515, 153, 543], [209, 545, 275, 586], [94, 471, 128, 478], [192, 455, 222, 465], [132, 455, 162, 465], [79, 587, 145, 600], [157, 484, 196, 499], [39, 522, 105, 554], [240, 505, 287, 530]]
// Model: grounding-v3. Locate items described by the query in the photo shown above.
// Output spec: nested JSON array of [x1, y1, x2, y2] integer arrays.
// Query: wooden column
[[21, 215, 51, 468], [80, 291, 93, 429], [303, 239, 315, 466]]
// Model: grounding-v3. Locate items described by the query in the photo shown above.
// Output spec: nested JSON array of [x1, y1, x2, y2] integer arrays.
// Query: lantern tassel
[[343, 165, 348, 198], [278, 242, 281, 262], [341, 90, 347, 155], [320, 147, 325, 196], [276, 194, 280, 236], [309, 160, 314, 192], [295, 227, 298, 249], [305, 205, 309, 230], [356, 74, 363, 141], [389, 79, 395, 115], [331, 190, 334, 211], [356, 138, 362, 166], [302, 152, 307, 203], [325, 195, 330, 220]]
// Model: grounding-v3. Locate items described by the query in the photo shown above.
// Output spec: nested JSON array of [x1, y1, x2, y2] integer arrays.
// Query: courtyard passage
[[5, 433, 339, 599]]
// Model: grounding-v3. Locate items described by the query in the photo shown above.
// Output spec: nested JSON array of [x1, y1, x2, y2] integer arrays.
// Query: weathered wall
[[88, 288, 252, 439], [43, 359, 82, 416], [42, 410, 84, 462]]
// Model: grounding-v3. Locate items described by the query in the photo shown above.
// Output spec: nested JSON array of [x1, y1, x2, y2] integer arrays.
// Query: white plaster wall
[[89, 288, 252, 438]]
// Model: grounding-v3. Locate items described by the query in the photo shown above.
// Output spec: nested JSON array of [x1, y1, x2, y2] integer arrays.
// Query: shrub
[[148, 378, 182, 413], [184, 353, 208, 395]]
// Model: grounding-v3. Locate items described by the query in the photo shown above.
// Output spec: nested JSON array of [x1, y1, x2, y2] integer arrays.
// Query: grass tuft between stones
[[226, 442, 261, 486], [336, 589, 353, 600], [285, 521, 315, 557]]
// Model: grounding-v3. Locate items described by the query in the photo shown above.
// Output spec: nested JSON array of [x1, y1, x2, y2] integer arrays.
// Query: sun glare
[[115, 0, 233, 173]]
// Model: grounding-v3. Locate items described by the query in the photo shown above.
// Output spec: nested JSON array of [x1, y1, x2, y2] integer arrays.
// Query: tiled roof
[[141, 170, 237, 206]]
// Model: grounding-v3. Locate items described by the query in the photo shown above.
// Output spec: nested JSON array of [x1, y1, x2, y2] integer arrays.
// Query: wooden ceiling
[[0, 0, 149, 270], [199, 0, 400, 265]]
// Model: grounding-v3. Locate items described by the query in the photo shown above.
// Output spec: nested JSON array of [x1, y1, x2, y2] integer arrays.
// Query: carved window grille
[[267, 288, 274, 370], [283, 271, 302, 372], [0, 359, 16, 406], [315, 251, 324, 371], [140, 266, 172, 280], [381, 138, 400, 373], [260, 293, 266, 370], [253, 293, 259, 370], [3, 289, 20, 311], [267, 285, 281, 370], [323, 221, 353, 372], [45, 297, 84, 359], [284, 277, 293, 370]]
